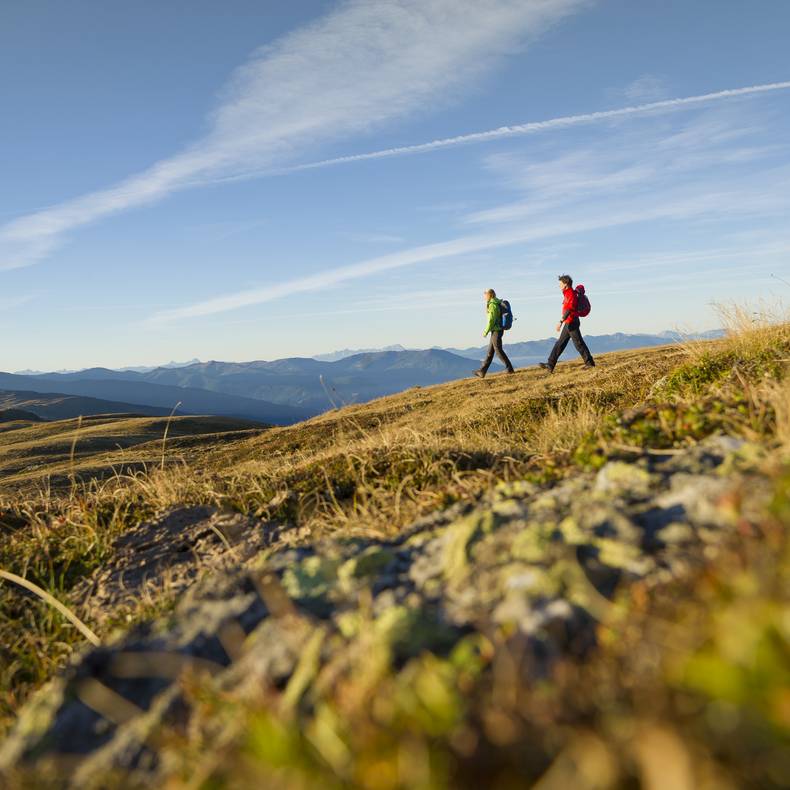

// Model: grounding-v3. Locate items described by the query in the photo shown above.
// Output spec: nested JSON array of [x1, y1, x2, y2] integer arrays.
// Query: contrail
[[288, 81, 790, 172]]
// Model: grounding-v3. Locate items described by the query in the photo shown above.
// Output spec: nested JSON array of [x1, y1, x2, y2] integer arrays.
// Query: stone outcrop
[[0, 436, 764, 786]]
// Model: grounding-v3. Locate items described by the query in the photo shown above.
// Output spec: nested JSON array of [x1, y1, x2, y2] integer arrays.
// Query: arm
[[483, 302, 497, 336]]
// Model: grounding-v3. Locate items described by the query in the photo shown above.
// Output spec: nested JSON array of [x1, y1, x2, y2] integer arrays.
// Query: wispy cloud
[[464, 104, 789, 225], [0, 0, 588, 270], [146, 88, 790, 326], [146, 186, 784, 325]]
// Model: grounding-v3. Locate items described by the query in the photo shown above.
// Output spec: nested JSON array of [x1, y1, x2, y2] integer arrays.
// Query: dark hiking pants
[[547, 318, 594, 369], [480, 330, 514, 374]]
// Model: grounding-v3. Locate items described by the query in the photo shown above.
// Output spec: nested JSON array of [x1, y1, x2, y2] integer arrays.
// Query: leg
[[479, 334, 497, 374], [492, 331, 514, 372], [547, 325, 571, 369], [568, 322, 594, 365]]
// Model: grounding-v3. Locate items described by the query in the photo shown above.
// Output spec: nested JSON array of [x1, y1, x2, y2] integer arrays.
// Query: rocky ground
[[0, 434, 768, 787]]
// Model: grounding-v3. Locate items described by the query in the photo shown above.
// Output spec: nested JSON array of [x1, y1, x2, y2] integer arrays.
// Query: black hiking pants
[[547, 318, 594, 369], [480, 330, 514, 374]]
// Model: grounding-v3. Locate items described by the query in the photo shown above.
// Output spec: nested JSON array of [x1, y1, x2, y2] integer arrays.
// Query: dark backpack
[[500, 299, 514, 330], [575, 285, 591, 318]]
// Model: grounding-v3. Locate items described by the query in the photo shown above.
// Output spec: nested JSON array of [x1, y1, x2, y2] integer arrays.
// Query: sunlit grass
[[1, 314, 789, 786]]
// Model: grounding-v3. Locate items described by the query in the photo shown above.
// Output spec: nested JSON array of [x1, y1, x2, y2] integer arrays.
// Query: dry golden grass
[[0, 413, 264, 490], [197, 345, 686, 536], [2, 322, 788, 753], [679, 301, 790, 366]]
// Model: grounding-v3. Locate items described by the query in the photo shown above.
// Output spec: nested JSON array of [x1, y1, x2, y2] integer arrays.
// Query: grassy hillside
[[0, 410, 43, 425], [0, 388, 175, 420], [0, 316, 788, 788], [0, 413, 266, 491]]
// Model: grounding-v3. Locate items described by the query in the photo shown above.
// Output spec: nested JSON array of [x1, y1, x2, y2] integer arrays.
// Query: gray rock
[[0, 433, 767, 787]]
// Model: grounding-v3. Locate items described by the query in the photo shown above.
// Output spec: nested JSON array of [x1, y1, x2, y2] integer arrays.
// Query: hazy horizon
[[8, 326, 727, 375]]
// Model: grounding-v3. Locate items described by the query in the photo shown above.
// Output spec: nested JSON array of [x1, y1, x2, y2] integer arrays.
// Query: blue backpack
[[500, 299, 514, 330]]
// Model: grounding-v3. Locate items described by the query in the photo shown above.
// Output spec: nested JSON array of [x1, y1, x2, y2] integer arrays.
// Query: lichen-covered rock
[[71, 506, 280, 625], [0, 436, 766, 787], [281, 554, 342, 599], [595, 460, 654, 498]]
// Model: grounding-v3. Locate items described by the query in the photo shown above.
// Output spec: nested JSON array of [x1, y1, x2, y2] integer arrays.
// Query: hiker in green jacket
[[474, 289, 515, 378]]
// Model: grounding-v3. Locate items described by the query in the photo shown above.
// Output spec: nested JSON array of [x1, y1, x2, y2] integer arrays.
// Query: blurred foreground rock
[[0, 436, 766, 786]]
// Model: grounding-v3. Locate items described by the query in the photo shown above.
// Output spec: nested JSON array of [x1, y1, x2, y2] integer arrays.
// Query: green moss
[[573, 433, 608, 470], [659, 352, 735, 398]]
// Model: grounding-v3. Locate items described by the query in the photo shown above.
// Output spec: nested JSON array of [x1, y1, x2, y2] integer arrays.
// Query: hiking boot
[[473, 370, 485, 379], [584, 361, 596, 368], [506, 368, 516, 375], [538, 363, 554, 374]]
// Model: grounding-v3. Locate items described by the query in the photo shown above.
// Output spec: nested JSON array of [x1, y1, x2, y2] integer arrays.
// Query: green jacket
[[484, 297, 502, 336]]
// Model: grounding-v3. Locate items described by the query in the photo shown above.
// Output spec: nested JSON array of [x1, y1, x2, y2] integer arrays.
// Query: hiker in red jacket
[[539, 275, 595, 373]]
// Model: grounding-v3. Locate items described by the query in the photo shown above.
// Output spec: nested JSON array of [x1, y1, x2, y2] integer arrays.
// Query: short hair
[[558, 274, 573, 288], [485, 288, 496, 298]]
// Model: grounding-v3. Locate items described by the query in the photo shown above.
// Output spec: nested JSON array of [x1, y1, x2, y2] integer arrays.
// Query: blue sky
[[1, 0, 789, 370]]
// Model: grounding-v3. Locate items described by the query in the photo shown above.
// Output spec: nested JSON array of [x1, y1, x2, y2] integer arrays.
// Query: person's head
[[558, 274, 573, 291], [484, 288, 496, 301]]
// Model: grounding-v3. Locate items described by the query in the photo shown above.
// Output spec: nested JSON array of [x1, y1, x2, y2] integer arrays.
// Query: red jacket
[[561, 287, 578, 324]]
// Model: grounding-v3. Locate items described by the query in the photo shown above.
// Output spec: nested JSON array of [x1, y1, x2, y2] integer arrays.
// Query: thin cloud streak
[[146, 190, 762, 325], [287, 80, 790, 173]]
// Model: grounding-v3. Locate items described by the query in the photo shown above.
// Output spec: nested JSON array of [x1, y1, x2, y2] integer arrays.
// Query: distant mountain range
[[0, 373, 309, 425], [1, 331, 722, 424], [1, 349, 474, 417], [313, 345, 408, 362], [312, 330, 723, 365], [158, 349, 474, 412], [13, 358, 202, 376], [445, 330, 724, 365]]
